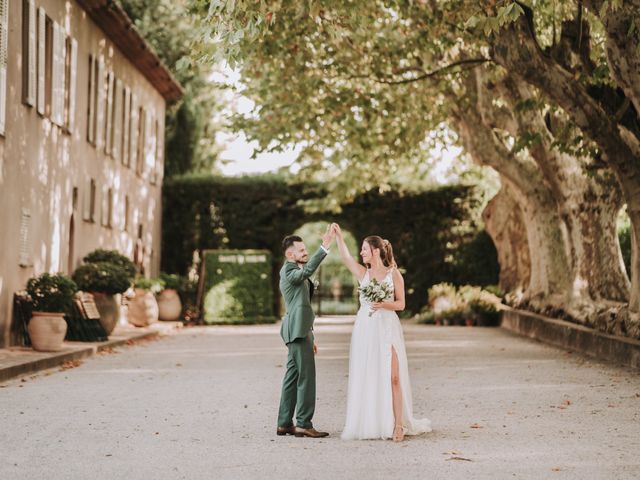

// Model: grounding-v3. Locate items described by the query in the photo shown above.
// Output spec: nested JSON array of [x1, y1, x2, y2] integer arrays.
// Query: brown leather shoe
[[276, 426, 296, 436], [294, 426, 329, 438]]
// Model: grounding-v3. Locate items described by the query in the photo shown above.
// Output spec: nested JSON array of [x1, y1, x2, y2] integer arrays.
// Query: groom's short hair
[[282, 235, 303, 253]]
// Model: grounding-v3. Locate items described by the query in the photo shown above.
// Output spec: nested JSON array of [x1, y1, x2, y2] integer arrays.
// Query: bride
[[331, 223, 431, 442]]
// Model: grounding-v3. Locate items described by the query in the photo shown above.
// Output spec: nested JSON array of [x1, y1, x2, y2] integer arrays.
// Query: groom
[[276, 226, 334, 438]]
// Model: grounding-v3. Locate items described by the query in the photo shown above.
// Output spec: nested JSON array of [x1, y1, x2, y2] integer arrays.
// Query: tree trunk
[[482, 181, 531, 295], [489, 74, 630, 304], [453, 106, 573, 311], [490, 12, 640, 315]]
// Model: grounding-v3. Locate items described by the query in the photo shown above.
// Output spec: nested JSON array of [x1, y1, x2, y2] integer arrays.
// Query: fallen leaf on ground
[[60, 360, 82, 371], [446, 457, 472, 462], [470, 423, 483, 429]]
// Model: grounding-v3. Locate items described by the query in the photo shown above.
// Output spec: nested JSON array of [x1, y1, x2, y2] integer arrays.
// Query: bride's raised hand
[[332, 223, 343, 239]]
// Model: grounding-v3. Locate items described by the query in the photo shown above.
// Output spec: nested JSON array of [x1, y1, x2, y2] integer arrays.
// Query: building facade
[[0, 0, 181, 346]]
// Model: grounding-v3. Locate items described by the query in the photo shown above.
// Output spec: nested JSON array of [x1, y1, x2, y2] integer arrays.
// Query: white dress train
[[341, 269, 432, 440]]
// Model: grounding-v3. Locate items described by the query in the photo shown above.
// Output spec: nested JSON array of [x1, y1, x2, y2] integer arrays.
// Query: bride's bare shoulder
[[391, 267, 404, 281]]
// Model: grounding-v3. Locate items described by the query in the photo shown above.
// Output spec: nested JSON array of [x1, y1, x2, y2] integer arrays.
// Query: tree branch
[[364, 58, 490, 85]]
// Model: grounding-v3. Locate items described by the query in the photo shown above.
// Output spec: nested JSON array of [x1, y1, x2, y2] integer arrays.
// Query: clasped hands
[[320, 223, 343, 248]]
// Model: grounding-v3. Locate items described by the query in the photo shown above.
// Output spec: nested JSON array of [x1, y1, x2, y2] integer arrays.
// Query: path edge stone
[[0, 330, 161, 383], [501, 308, 640, 369]]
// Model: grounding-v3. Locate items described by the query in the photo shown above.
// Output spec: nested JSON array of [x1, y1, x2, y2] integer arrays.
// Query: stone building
[[0, 0, 182, 346]]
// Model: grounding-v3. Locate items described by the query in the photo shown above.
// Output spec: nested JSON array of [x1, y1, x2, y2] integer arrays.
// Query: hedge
[[201, 249, 276, 324], [162, 174, 499, 316]]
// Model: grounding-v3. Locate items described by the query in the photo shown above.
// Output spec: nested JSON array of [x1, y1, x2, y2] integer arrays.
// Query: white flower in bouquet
[[359, 279, 394, 316]]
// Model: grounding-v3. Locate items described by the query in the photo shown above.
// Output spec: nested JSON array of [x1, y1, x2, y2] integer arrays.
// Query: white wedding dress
[[341, 269, 432, 440]]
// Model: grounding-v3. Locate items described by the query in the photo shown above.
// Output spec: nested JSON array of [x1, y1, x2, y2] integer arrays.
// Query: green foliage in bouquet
[[72, 262, 131, 295], [26, 273, 78, 314]]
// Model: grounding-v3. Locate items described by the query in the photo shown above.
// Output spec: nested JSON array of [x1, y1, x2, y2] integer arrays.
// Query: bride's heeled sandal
[[392, 425, 405, 442]]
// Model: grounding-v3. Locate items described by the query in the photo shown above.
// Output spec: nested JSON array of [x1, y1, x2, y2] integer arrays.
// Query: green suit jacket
[[279, 247, 328, 344]]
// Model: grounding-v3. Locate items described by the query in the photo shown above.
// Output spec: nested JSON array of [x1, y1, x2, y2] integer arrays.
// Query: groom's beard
[[296, 255, 309, 265]]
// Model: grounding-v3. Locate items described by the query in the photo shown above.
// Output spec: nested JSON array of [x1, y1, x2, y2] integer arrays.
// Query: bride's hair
[[364, 236, 397, 269]]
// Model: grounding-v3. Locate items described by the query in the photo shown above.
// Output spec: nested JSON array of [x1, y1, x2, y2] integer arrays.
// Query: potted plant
[[128, 277, 162, 327], [26, 273, 77, 351], [72, 262, 131, 334], [156, 273, 184, 321], [83, 249, 137, 280]]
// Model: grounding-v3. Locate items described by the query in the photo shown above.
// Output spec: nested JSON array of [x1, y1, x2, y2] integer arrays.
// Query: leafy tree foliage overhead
[[121, 0, 224, 176]]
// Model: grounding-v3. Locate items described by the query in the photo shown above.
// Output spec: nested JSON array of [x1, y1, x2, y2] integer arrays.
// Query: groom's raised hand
[[321, 224, 335, 249]]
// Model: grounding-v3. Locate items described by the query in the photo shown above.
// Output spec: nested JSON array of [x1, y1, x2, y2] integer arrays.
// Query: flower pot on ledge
[[28, 312, 68, 352], [92, 292, 122, 335], [128, 288, 159, 327], [157, 288, 182, 321]]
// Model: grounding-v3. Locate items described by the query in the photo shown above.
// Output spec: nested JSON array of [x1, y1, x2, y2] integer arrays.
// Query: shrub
[[202, 250, 275, 324], [159, 273, 184, 291], [26, 273, 78, 313], [72, 262, 131, 295], [134, 277, 165, 294], [419, 282, 503, 327], [83, 249, 137, 281]]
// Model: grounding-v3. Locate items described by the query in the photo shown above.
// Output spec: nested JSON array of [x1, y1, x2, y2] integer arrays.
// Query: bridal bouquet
[[359, 279, 394, 317]]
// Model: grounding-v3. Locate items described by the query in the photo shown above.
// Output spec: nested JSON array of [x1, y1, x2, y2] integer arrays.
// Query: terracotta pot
[[128, 288, 159, 327], [92, 292, 121, 335], [157, 289, 182, 321], [28, 312, 68, 352]]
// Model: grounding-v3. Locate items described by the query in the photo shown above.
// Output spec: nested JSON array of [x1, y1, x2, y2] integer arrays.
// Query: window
[[83, 178, 96, 222], [87, 55, 95, 143], [0, 0, 8, 135], [64, 37, 77, 132], [101, 187, 113, 228], [112, 79, 123, 161], [36, 7, 45, 115], [22, 0, 36, 107], [129, 93, 138, 170], [95, 58, 105, 149], [124, 195, 130, 232], [104, 71, 114, 155], [50, 21, 66, 127]]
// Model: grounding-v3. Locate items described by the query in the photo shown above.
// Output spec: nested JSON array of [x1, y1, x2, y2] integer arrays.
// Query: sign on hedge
[[201, 249, 276, 324]]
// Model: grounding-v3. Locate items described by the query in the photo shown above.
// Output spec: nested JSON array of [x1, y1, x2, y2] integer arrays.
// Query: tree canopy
[[182, 0, 640, 337]]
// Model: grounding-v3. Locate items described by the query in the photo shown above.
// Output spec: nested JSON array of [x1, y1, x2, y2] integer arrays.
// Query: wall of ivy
[[162, 174, 499, 316]]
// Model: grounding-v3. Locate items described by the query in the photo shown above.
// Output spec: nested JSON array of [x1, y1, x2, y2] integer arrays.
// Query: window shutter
[[112, 79, 122, 161], [51, 22, 63, 126], [87, 55, 95, 143], [83, 177, 94, 221], [105, 71, 114, 155], [137, 106, 145, 176], [95, 58, 105, 150], [22, 0, 36, 106], [155, 117, 164, 184], [122, 86, 130, 166], [66, 38, 77, 132], [129, 94, 138, 171], [100, 186, 107, 226], [148, 114, 157, 184], [36, 7, 45, 115], [0, 0, 7, 136]]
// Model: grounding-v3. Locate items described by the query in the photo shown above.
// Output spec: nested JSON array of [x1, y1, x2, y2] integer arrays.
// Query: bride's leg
[[391, 346, 404, 442]]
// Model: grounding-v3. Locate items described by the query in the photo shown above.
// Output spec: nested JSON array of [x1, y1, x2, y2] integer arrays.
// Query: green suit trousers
[[277, 331, 315, 429]]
